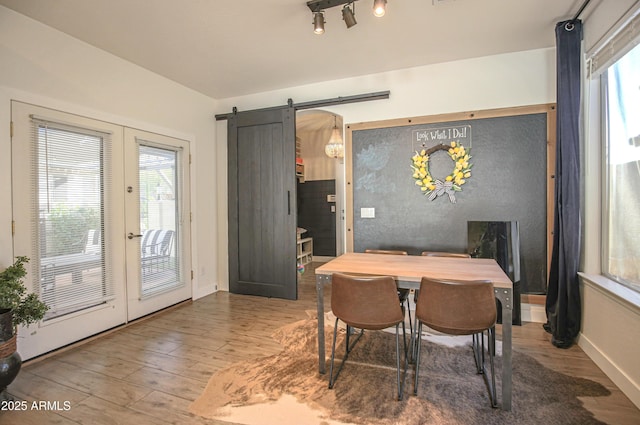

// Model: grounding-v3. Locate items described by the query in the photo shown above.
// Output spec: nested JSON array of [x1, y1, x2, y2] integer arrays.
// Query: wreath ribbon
[[427, 179, 457, 203], [411, 141, 472, 203]]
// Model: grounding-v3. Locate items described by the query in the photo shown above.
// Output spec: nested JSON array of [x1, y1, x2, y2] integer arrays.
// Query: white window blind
[[30, 116, 115, 320], [589, 7, 640, 76], [138, 143, 183, 299]]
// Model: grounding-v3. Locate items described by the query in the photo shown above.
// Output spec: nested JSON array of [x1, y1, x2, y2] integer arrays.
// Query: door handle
[[287, 191, 291, 215], [127, 233, 143, 239]]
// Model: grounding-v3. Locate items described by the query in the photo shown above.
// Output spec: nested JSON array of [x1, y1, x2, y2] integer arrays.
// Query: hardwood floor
[[3, 263, 640, 424]]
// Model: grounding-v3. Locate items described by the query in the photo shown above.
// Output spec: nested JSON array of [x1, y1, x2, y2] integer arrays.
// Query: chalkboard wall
[[349, 110, 551, 294]]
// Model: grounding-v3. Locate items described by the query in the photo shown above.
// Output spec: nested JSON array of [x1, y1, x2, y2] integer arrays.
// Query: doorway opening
[[295, 110, 345, 266]]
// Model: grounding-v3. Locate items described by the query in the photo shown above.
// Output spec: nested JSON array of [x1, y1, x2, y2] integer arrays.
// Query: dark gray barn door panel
[[228, 106, 297, 299]]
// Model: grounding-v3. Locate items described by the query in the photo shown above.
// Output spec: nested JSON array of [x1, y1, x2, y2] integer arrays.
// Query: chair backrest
[[141, 229, 175, 256], [365, 249, 408, 255], [415, 277, 496, 335], [331, 273, 404, 330], [159, 230, 174, 255], [84, 229, 101, 255], [421, 251, 470, 258]]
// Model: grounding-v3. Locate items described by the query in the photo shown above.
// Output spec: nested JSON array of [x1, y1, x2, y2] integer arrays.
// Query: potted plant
[[0, 256, 48, 398]]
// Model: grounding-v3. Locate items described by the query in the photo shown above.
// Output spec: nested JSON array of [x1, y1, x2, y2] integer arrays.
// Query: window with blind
[[30, 117, 115, 320], [138, 143, 183, 298], [602, 44, 640, 292], [590, 7, 640, 292]]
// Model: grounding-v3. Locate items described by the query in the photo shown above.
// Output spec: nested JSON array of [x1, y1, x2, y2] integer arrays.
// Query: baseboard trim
[[193, 282, 217, 300], [521, 294, 546, 305], [578, 332, 640, 410], [311, 256, 335, 263], [521, 303, 546, 323]]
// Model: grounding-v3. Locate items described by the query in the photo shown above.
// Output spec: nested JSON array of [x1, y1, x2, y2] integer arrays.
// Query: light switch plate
[[361, 207, 375, 218]]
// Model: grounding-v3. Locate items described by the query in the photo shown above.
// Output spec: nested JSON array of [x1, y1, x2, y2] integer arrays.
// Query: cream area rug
[[189, 315, 610, 425]]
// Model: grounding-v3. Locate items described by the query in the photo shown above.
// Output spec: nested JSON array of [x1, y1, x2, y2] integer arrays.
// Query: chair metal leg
[[401, 317, 408, 359], [405, 299, 413, 341], [395, 321, 408, 401], [481, 330, 486, 373], [413, 321, 423, 395], [479, 331, 488, 373], [345, 323, 350, 352], [410, 291, 420, 363], [470, 328, 497, 407], [328, 317, 341, 389], [472, 333, 481, 373], [398, 291, 413, 360], [487, 326, 497, 407], [346, 325, 364, 353], [328, 319, 364, 390]]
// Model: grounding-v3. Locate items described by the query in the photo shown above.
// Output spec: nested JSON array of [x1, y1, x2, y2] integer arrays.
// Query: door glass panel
[[138, 144, 182, 298], [32, 121, 114, 320]]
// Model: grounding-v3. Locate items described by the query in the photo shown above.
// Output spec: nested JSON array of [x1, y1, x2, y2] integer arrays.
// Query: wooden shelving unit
[[297, 237, 313, 265]]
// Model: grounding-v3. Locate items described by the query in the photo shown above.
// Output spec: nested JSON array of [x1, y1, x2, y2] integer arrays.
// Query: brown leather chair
[[420, 251, 471, 258], [413, 277, 497, 407], [365, 249, 413, 335], [329, 273, 408, 400], [366, 249, 409, 256], [411, 251, 471, 358]]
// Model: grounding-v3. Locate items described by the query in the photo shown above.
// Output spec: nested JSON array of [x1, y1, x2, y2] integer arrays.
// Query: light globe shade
[[373, 0, 386, 17], [324, 142, 344, 158], [325, 126, 344, 158]]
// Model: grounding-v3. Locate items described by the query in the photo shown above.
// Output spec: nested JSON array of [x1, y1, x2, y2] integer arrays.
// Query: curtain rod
[[571, 0, 591, 22], [214, 90, 390, 121]]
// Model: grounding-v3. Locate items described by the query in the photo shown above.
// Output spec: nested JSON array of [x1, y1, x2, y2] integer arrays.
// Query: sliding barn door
[[228, 106, 297, 300]]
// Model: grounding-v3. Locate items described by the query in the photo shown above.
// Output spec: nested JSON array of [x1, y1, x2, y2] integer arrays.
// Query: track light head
[[373, 0, 386, 17], [342, 3, 357, 29], [307, 0, 388, 33], [313, 11, 325, 34]]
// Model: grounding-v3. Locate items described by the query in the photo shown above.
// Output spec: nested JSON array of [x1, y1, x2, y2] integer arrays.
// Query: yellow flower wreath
[[411, 141, 473, 201]]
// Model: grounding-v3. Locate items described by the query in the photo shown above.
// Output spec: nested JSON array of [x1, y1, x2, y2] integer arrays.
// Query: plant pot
[[0, 309, 22, 397]]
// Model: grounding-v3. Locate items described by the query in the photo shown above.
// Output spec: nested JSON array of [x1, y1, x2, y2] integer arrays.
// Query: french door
[[124, 128, 191, 320], [10, 102, 191, 360]]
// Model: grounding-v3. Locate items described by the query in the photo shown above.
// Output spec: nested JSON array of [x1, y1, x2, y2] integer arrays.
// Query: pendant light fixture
[[325, 115, 344, 159]]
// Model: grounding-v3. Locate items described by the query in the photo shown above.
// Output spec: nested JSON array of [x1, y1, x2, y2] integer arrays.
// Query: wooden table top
[[315, 252, 512, 290]]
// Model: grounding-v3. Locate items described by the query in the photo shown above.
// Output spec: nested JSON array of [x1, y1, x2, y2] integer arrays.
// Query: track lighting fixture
[[307, 0, 388, 34], [342, 3, 357, 29], [313, 11, 325, 34], [373, 0, 386, 17]]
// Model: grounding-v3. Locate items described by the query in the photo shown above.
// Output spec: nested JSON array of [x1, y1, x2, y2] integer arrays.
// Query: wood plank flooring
[[3, 263, 640, 424]]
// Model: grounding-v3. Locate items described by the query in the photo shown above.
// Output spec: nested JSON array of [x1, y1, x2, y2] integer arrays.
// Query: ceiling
[[0, 0, 583, 100]]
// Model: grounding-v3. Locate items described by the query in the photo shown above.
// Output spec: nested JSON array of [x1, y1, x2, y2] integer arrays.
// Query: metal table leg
[[316, 274, 330, 374], [494, 287, 513, 411]]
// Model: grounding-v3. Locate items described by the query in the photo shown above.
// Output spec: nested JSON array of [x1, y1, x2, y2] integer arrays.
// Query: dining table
[[314, 252, 514, 411]]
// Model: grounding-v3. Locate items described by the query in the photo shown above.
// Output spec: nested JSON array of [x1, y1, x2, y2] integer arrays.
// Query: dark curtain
[[544, 20, 583, 348]]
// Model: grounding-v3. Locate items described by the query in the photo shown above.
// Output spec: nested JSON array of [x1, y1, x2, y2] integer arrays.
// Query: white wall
[[0, 6, 219, 297], [579, 275, 640, 408], [297, 113, 339, 182]]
